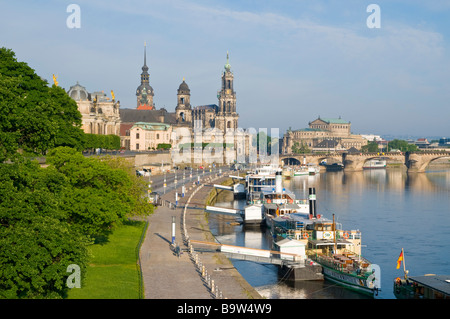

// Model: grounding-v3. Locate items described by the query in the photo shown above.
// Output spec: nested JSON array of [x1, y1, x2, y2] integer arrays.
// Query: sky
[[1, 0, 450, 138]]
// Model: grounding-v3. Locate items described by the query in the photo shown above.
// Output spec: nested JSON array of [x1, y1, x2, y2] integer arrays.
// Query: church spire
[[224, 51, 231, 72], [142, 42, 149, 73]]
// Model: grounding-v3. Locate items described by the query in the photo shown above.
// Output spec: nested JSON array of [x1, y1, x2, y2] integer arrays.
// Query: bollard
[[211, 280, 215, 293], [171, 216, 176, 244]]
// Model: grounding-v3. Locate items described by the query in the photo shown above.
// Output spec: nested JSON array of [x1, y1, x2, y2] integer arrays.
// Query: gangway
[[205, 206, 242, 217], [189, 240, 305, 266], [210, 182, 245, 199]]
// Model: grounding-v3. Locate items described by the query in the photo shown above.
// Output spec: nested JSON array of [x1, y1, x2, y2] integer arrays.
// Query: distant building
[[67, 82, 121, 136], [414, 138, 431, 149], [68, 47, 248, 162], [119, 108, 176, 150], [129, 122, 173, 151], [135, 43, 155, 110], [439, 138, 450, 147], [282, 116, 367, 153], [119, 47, 241, 152]]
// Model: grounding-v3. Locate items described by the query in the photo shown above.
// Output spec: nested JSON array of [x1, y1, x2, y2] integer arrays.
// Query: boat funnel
[[275, 171, 282, 193], [309, 187, 316, 218]]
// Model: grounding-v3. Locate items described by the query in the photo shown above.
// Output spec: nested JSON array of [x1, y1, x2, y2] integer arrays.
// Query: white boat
[[271, 207, 380, 296], [245, 165, 279, 204], [307, 164, 320, 175], [363, 159, 386, 169], [261, 170, 309, 231], [293, 166, 309, 176]]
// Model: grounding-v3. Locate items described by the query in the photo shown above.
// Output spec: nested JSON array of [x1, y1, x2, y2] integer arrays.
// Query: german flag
[[396, 249, 404, 269]]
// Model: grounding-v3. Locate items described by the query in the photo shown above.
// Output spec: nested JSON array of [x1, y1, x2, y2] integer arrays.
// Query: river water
[[208, 166, 450, 299]]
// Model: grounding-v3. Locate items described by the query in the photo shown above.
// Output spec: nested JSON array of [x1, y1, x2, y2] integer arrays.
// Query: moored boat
[[245, 164, 278, 204], [324, 162, 344, 171], [394, 274, 450, 299], [363, 159, 386, 169], [293, 166, 309, 176], [393, 248, 450, 299], [270, 197, 380, 296]]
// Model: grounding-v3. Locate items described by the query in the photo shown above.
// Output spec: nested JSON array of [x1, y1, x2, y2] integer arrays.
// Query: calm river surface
[[209, 167, 450, 299]]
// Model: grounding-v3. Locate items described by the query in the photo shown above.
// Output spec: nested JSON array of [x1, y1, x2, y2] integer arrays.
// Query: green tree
[[0, 47, 84, 160], [46, 147, 153, 238], [46, 147, 129, 238], [292, 140, 310, 154], [361, 141, 379, 153], [0, 159, 89, 299], [388, 139, 419, 152]]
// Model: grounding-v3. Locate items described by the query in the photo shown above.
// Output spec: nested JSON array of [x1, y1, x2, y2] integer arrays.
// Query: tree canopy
[[0, 148, 154, 298], [388, 139, 419, 152], [0, 48, 153, 298], [0, 47, 85, 160]]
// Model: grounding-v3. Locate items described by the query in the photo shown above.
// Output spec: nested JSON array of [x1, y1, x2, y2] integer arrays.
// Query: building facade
[[283, 117, 367, 153], [67, 82, 121, 136], [129, 122, 173, 151], [120, 48, 241, 152]]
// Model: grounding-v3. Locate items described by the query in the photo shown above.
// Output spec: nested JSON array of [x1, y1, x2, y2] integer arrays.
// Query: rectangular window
[[136, 133, 140, 139], [136, 143, 139, 150]]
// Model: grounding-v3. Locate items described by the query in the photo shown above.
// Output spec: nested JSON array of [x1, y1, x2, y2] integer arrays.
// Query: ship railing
[[309, 252, 372, 277], [340, 248, 371, 266], [336, 230, 361, 240]]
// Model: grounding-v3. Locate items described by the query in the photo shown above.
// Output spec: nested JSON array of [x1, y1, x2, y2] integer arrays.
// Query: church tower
[[175, 78, 192, 124], [136, 43, 155, 110], [216, 52, 238, 132]]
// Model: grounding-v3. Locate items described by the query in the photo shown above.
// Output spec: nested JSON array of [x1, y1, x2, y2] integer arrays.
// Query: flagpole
[[402, 248, 408, 280]]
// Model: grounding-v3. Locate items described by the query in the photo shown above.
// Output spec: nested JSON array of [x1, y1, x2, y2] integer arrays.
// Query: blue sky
[[1, 0, 450, 137]]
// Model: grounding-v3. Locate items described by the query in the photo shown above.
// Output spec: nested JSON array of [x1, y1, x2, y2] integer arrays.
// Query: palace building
[[282, 117, 367, 153], [68, 45, 244, 156], [119, 46, 240, 150], [67, 82, 121, 136]]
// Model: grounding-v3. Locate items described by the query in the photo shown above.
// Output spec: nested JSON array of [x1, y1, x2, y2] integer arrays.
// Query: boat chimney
[[275, 170, 282, 193], [309, 187, 316, 218]]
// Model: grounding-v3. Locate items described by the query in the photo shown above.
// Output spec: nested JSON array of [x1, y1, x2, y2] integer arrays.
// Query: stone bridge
[[280, 153, 342, 166], [280, 151, 450, 173], [405, 151, 450, 173]]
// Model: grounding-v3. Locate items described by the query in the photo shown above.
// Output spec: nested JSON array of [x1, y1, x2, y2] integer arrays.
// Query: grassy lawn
[[67, 220, 147, 299]]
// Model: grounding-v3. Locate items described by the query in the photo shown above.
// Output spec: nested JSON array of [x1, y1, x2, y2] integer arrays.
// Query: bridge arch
[[281, 157, 301, 166], [406, 152, 450, 172]]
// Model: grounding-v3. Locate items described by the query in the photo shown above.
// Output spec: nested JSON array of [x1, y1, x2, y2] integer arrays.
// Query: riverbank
[[140, 171, 262, 299]]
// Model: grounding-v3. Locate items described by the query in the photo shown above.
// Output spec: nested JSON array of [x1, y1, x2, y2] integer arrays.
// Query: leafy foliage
[[361, 141, 379, 153], [0, 160, 90, 299], [0, 48, 152, 298], [0, 47, 84, 160], [387, 139, 419, 152], [84, 133, 121, 151], [292, 140, 310, 154], [46, 147, 150, 239]]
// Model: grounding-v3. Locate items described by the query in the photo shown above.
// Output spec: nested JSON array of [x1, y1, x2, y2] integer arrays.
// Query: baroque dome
[[68, 82, 89, 101]]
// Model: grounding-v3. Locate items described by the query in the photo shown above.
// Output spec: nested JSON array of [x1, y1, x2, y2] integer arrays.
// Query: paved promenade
[[140, 173, 262, 299]]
